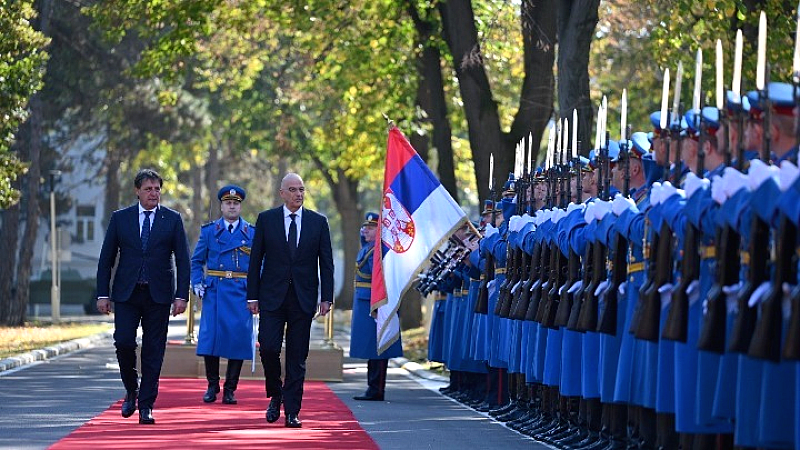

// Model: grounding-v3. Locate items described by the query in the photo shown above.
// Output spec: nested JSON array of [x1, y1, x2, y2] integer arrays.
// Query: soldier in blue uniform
[[191, 185, 255, 405], [350, 212, 403, 401]]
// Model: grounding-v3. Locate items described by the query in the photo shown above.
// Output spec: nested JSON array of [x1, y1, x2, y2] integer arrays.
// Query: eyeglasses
[[284, 187, 305, 193]]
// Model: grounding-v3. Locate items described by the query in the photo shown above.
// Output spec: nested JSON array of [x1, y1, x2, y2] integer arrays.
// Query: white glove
[[660, 181, 678, 203], [567, 280, 583, 294], [687, 279, 701, 306], [618, 281, 627, 296], [683, 172, 709, 199], [612, 193, 638, 216], [566, 202, 584, 214], [484, 223, 498, 238], [779, 161, 800, 192], [723, 282, 743, 315], [193, 283, 205, 298], [487, 279, 498, 298], [584, 202, 597, 224], [594, 279, 611, 297], [722, 167, 749, 198], [593, 200, 612, 220], [783, 283, 796, 320], [748, 281, 772, 308], [747, 160, 779, 191], [509, 216, 522, 232], [658, 283, 675, 310], [711, 175, 727, 205], [650, 182, 663, 205], [552, 208, 566, 224]]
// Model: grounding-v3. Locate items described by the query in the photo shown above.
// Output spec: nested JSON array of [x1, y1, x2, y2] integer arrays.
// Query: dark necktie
[[139, 210, 152, 282], [228, 223, 234, 233], [288, 213, 297, 256]]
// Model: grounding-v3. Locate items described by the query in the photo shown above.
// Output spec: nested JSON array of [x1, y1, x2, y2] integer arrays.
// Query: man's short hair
[[134, 169, 163, 188]]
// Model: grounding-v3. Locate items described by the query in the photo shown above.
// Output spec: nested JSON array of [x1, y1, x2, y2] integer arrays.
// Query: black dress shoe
[[222, 388, 237, 405], [203, 384, 220, 403], [139, 408, 155, 425], [285, 413, 302, 428], [353, 393, 384, 401], [121, 391, 137, 418], [265, 397, 281, 423]]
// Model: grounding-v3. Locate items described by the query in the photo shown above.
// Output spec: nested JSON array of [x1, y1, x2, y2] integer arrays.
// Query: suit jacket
[[97, 204, 190, 305], [247, 206, 334, 315]]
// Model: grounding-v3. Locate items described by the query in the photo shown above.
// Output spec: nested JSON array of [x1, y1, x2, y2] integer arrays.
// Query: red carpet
[[50, 378, 378, 449]]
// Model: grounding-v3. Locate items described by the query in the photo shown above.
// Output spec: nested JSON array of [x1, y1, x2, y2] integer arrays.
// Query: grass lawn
[[0, 321, 112, 359]]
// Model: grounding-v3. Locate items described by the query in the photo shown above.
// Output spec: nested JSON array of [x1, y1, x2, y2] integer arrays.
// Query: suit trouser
[[365, 359, 389, 397], [113, 284, 171, 409], [259, 284, 313, 415]]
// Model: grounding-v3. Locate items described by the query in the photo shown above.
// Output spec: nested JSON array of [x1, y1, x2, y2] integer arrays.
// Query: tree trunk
[[11, 97, 44, 325], [204, 137, 220, 222], [406, 0, 458, 203], [102, 146, 122, 228], [0, 186, 22, 324], [314, 162, 361, 310], [438, 0, 557, 203], [557, 0, 600, 151], [188, 161, 203, 246]]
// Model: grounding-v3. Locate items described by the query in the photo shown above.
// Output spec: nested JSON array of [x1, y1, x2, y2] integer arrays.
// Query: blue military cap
[[605, 139, 621, 163], [218, 185, 246, 202], [362, 211, 379, 226], [746, 82, 798, 120], [684, 106, 721, 139], [534, 165, 546, 179], [630, 131, 651, 158], [481, 199, 496, 215], [650, 110, 688, 133], [502, 172, 516, 196], [587, 149, 599, 170], [725, 90, 749, 114]]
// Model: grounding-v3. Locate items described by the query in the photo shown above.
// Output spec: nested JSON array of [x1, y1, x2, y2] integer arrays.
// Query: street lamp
[[49, 169, 61, 322]]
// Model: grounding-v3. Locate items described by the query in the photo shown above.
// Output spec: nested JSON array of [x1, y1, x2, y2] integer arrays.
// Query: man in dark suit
[[96, 168, 190, 425], [246, 172, 334, 429]]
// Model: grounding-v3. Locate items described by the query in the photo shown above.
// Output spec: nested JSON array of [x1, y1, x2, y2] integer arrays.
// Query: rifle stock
[[555, 248, 581, 327], [567, 242, 594, 330], [748, 215, 796, 361], [535, 241, 558, 322], [474, 252, 494, 314], [512, 242, 539, 319], [634, 221, 673, 342], [493, 240, 512, 316], [499, 243, 521, 318], [630, 226, 658, 335], [526, 242, 550, 322], [598, 233, 628, 334], [542, 247, 567, 328], [662, 222, 699, 342], [577, 240, 607, 332], [783, 283, 800, 359]]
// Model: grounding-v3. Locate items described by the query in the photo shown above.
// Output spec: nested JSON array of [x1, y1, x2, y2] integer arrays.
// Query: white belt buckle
[[225, 271, 233, 279]]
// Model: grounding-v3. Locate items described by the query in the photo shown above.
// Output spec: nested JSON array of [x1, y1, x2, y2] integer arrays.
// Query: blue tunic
[[350, 241, 402, 360], [191, 218, 255, 360]]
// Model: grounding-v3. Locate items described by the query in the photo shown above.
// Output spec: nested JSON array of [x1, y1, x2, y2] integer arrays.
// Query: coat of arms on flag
[[370, 126, 467, 354]]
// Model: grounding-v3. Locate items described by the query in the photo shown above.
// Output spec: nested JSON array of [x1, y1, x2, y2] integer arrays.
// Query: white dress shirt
[[138, 203, 158, 236], [283, 205, 303, 246]]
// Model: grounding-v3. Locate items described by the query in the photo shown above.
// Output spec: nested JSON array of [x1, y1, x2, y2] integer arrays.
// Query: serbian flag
[[371, 127, 467, 354]]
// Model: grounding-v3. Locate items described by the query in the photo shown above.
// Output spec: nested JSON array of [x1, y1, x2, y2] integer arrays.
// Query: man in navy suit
[[246, 172, 335, 428], [96, 168, 190, 425]]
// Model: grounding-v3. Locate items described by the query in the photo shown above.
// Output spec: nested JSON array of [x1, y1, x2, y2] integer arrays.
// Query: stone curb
[[0, 329, 113, 373]]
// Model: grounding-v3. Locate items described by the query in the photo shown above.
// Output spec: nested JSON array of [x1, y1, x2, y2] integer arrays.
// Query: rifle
[[748, 213, 796, 361], [541, 161, 569, 328], [576, 132, 611, 332], [598, 127, 632, 335], [512, 238, 539, 319], [503, 177, 530, 318], [475, 191, 498, 315], [555, 152, 582, 327], [663, 110, 705, 342], [782, 70, 800, 360], [525, 234, 550, 321]]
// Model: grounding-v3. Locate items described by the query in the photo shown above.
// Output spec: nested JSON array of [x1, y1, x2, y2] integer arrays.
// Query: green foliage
[[592, 0, 798, 140], [0, 0, 49, 207]]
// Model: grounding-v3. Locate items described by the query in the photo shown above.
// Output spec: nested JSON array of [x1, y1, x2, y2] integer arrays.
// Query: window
[[76, 204, 96, 243]]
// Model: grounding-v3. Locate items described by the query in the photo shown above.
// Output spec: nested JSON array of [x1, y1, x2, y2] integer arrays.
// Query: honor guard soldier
[[191, 185, 255, 405], [350, 212, 403, 401]]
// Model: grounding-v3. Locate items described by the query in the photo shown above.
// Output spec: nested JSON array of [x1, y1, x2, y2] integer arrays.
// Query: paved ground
[[0, 316, 549, 449]]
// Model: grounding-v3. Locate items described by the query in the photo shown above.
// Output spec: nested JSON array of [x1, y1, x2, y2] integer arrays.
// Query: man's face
[[611, 162, 624, 191], [745, 120, 763, 151], [361, 224, 377, 243], [135, 178, 161, 210], [680, 139, 699, 174], [220, 199, 242, 221], [581, 170, 596, 196], [280, 176, 305, 211]]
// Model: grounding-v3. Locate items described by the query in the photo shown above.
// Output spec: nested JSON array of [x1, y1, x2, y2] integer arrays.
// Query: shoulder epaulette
[[201, 221, 215, 228]]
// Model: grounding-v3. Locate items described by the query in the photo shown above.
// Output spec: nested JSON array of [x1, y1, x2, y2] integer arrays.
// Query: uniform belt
[[207, 270, 247, 279], [471, 278, 481, 282], [740, 251, 750, 266], [700, 245, 716, 260], [495, 268, 507, 275], [435, 294, 447, 301], [461, 289, 470, 296], [627, 262, 645, 274], [354, 281, 371, 288]]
